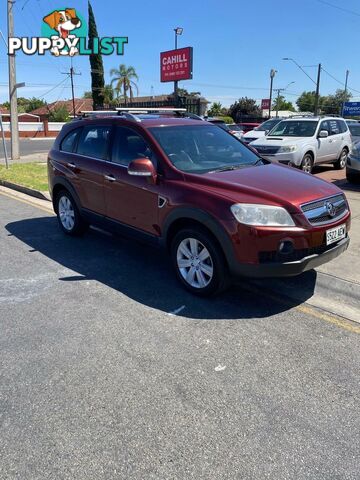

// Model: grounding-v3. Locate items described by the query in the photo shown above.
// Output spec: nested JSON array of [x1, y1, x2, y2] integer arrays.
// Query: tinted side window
[[112, 127, 153, 166], [338, 120, 348, 133], [77, 126, 111, 160], [329, 120, 340, 136], [319, 121, 329, 133], [60, 128, 80, 153]]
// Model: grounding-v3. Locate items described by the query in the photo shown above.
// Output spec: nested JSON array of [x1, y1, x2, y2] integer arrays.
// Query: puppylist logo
[[8, 7, 128, 57]]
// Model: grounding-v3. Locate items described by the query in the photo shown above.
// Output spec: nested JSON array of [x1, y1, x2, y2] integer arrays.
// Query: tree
[[322, 89, 352, 114], [83, 91, 92, 99], [207, 101, 223, 116], [175, 88, 201, 98], [272, 95, 295, 112], [88, 1, 105, 108], [229, 97, 261, 122], [102, 84, 114, 105], [48, 105, 69, 122], [110, 64, 138, 104], [296, 91, 325, 113], [25, 97, 46, 112]]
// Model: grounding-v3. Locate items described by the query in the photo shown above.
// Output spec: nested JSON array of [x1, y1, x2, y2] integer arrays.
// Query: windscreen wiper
[[208, 164, 244, 173]]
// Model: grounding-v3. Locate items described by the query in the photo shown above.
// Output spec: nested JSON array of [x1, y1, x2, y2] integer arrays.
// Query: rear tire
[[55, 190, 88, 236], [170, 227, 229, 296], [334, 148, 348, 170], [300, 153, 314, 174]]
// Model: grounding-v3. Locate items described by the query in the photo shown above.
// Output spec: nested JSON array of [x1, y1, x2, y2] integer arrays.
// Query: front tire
[[171, 227, 229, 296], [334, 148, 348, 170], [300, 153, 314, 173], [56, 190, 88, 236]]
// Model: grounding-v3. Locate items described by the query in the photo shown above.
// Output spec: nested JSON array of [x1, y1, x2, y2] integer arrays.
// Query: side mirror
[[318, 130, 329, 138], [128, 158, 157, 183]]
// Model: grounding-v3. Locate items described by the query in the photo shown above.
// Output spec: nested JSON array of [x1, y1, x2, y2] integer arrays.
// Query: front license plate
[[326, 224, 346, 246]]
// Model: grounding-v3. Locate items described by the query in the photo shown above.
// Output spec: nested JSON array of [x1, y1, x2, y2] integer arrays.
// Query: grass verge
[[0, 162, 48, 192]]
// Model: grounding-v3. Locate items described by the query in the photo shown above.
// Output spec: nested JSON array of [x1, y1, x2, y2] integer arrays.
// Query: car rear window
[[60, 128, 81, 153]]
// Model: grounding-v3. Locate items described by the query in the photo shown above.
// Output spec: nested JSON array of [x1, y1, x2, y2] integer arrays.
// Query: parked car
[[346, 119, 359, 125], [348, 123, 360, 143], [228, 124, 244, 139], [48, 111, 350, 296], [237, 122, 261, 133], [346, 141, 360, 184], [251, 116, 352, 173], [242, 118, 283, 144], [207, 118, 243, 139]]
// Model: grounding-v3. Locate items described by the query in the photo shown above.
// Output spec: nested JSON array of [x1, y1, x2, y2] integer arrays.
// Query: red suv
[[48, 111, 350, 295]]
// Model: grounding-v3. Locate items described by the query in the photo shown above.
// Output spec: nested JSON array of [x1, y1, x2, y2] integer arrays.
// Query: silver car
[[346, 141, 360, 184]]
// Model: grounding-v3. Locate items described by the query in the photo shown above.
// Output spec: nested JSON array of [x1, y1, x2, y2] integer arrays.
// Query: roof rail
[[115, 107, 187, 113], [78, 110, 117, 118]]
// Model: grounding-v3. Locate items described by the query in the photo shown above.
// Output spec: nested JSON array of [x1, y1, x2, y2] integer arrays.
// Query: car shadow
[[6, 217, 317, 320]]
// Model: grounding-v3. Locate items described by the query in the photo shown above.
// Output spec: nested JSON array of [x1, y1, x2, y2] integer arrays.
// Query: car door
[[103, 125, 160, 236], [316, 120, 333, 163], [71, 123, 112, 215], [327, 119, 342, 161]]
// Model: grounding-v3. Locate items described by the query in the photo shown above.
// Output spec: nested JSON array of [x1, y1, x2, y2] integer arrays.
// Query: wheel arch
[[52, 177, 82, 214], [162, 208, 235, 267]]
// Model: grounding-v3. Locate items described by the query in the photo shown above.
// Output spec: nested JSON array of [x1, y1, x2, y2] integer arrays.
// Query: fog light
[[279, 240, 294, 255]]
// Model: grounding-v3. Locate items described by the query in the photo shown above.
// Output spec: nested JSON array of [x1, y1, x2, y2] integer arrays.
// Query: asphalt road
[[0, 138, 54, 160], [1, 192, 360, 479]]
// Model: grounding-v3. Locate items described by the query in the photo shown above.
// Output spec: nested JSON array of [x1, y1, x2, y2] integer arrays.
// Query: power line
[[315, 0, 360, 17]]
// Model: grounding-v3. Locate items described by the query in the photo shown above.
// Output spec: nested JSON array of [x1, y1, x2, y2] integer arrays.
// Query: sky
[[0, 0, 360, 108]]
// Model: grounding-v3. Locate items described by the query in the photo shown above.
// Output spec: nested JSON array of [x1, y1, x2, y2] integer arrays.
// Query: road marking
[[2, 188, 359, 334], [0, 189, 53, 215], [214, 365, 226, 372]]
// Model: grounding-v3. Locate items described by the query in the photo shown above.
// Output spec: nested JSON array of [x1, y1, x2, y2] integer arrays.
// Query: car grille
[[253, 145, 280, 155], [301, 194, 348, 226], [259, 241, 344, 264]]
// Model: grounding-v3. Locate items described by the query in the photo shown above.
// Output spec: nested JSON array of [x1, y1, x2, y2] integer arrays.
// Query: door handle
[[67, 162, 76, 169], [104, 174, 116, 182]]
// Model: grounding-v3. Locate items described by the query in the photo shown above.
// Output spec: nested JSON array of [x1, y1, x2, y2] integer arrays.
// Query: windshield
[[256, 119, 281, 131], [268, 120, 318, 137], [349, 125, 360, 136], [149, 125, 261, 174]]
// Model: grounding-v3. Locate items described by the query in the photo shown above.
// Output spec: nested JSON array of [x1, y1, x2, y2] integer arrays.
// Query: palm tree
[[110, 64, 139, 105]]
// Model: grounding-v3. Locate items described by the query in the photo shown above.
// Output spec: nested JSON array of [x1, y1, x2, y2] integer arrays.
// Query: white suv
[[251, 116, 351, 173]]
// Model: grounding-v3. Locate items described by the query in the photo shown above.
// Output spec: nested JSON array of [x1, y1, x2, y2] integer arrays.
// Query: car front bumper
[[347, 154, 360, 172], [259, 151, 301, 166], [229, 236, 350, 278]]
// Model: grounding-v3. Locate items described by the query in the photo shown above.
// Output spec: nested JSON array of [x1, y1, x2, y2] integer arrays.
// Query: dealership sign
[[261, 99, 270, 110], [342, 102, 360, 117], [160, 47, 193, 82]]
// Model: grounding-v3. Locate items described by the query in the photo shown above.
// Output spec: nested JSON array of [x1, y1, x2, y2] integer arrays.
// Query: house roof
[[31, 98, 94, 116]]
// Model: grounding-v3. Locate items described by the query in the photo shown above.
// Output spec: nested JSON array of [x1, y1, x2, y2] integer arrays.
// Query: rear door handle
[[104, 174, 116, 182], [67, 162, 76, 169]]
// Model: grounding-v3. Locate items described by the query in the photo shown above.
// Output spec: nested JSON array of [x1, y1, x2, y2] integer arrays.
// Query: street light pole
[[341, 69, 349, 116], [173, 27, 183, 104], [269, 69, 277, 119], [314, 63, 321, 116], [7, 0, 20, 160]]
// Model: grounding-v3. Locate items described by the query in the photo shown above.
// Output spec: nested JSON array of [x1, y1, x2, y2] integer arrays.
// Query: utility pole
[[341, 69, 349, 116], [7, 0, 20, 160], [173, 27, 183, 106], [314, 63, 321, 116], [62, 65, 81, 117], [269, 69, 277, 119], [275, 89, 281, 118]]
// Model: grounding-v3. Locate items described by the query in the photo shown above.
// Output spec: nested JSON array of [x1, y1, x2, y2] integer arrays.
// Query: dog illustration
[[43, 8, 81, 56]]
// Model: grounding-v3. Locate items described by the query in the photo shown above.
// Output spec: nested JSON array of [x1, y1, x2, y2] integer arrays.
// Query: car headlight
[[230, 204, 295, 227], [278, 145, 297, 153]]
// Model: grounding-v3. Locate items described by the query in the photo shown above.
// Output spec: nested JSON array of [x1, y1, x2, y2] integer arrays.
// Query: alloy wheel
[[58, 195, 75, 231], [339, 150, 347, 168], [176, 238, 214, 289], [302, 156, 312, 173]]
